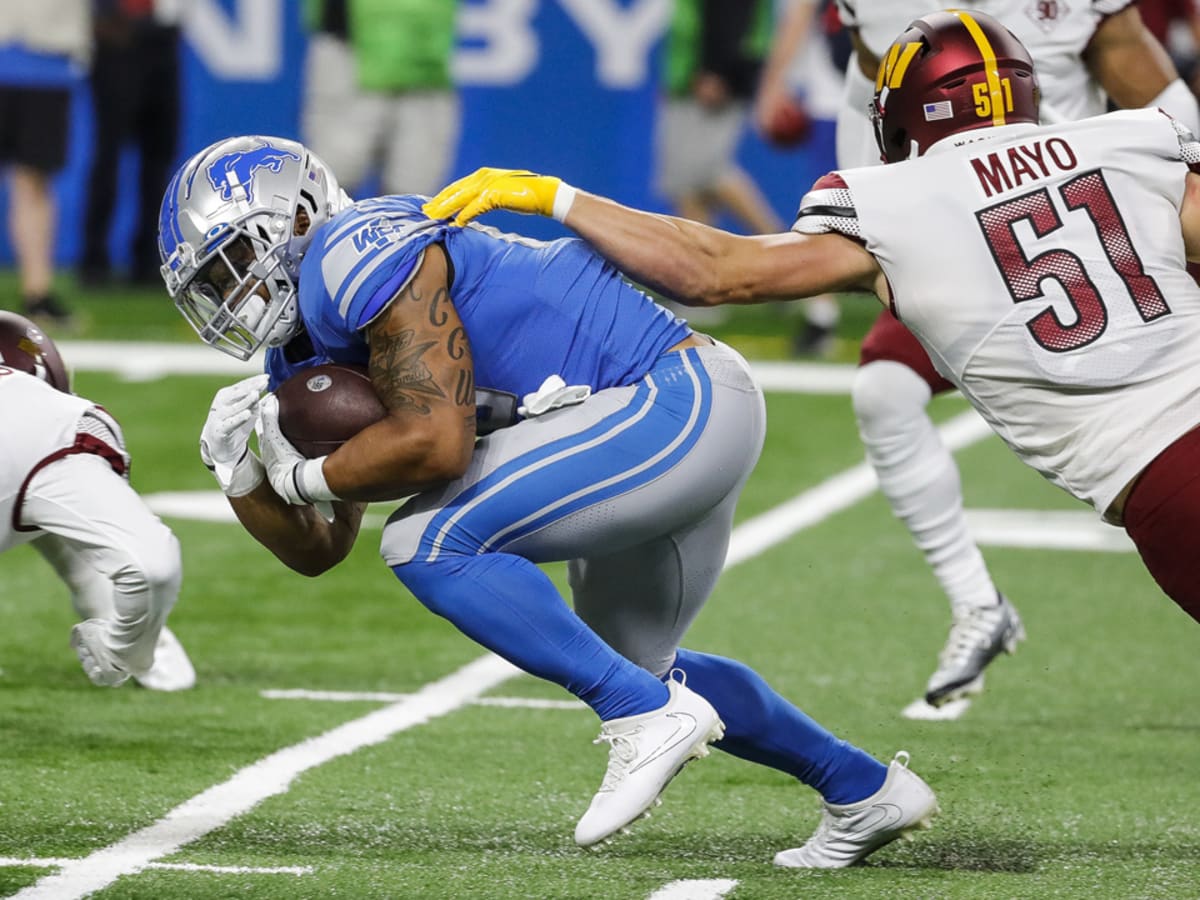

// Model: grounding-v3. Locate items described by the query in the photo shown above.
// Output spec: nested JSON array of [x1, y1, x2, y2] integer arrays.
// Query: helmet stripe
[[887, 42, 922, 89], [951, 9, 1007, 126], [876, 42, 899, 92]]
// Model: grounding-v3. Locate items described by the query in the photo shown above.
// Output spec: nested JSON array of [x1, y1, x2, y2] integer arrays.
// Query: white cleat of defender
[[922, 594, 1025, 710], [773, 751, 939, 869], [575, 675, 724, 847], [134, 627, 196, 692]]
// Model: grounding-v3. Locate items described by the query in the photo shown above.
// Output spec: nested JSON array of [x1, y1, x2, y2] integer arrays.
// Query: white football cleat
[[134, 627, 196, 692], [925, 594, 1025, 707], [773, 751, 939, 869], [575, 676, 724, 847]]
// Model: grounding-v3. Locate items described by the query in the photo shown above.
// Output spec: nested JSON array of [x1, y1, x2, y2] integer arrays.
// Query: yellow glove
[[423, 167, 568, 227]]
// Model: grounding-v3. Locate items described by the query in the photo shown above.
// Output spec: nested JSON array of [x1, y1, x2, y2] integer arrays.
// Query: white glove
[[256, 393, 340, 505], [201, 374, 270, 496], [518, 375, 591, 418], [70, 620, 131, 688]]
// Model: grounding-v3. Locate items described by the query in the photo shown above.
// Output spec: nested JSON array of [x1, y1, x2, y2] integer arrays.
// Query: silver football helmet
[[158, 135, 352, 360]]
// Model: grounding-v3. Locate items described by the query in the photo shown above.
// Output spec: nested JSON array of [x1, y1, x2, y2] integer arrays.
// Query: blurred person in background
[[1137, 0, 1200, 91], [655, 0, 786, 328], [301, 0, 458, 197], [0, 311, 194, 690], [754, 0, 847, 356], [0, 1, 90, 327], [80, 0, 181, 288]]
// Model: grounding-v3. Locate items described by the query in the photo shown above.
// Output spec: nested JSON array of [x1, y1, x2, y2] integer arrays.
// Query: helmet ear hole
[[294, 207, 312, 237]]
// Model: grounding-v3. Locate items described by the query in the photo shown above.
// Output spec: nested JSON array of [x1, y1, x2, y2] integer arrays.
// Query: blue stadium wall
[[0, 0, 835, 269]]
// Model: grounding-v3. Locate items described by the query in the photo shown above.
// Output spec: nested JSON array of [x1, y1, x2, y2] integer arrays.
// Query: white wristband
[[552, 183, 577, 223], [216, 451, 265, 498], [1150, 78, 1200, 137], [295, 456, 340, 503]]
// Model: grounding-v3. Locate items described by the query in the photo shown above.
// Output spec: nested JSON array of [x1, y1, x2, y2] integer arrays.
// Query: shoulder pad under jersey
[[792, 172, 863, 241]]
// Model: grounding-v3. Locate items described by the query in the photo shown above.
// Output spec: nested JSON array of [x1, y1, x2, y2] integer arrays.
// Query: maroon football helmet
[[871, 10, 1039, 163], [0, 311, 70, 392]]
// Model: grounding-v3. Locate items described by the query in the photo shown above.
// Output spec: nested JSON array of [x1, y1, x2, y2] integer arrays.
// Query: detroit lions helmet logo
[[206, 142, 301, 204]]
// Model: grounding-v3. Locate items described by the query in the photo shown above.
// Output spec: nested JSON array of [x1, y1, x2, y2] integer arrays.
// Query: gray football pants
[[380, 341, 766, 675]]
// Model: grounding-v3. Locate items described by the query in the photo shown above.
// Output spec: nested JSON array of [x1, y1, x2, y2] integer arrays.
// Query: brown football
[[275, 363, 386, 459]]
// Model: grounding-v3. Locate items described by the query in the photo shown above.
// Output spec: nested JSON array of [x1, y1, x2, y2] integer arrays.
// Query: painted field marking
[[964, 508, 1134, 552], [728, 409, 990, 565], [265, 686, 980, 727], [60, 341, 263, 381], [648, 879, 740, 900], [0, 858, 310, 876], [261, 688, 587, 709], [11, 655, 520, 900], [62, 340, 860, 394]]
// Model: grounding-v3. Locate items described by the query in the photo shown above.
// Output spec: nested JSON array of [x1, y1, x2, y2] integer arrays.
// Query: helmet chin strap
[[265, 298, 300, 347]]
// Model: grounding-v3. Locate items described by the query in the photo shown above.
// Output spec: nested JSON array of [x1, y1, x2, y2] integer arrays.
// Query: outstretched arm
[[423, 170, 883, 306], [321, 243, 476, 500]]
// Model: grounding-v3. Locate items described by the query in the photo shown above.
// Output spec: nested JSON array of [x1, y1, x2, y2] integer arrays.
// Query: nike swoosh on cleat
[[852, 803, 907, 835], [629, 712, 699, 774]]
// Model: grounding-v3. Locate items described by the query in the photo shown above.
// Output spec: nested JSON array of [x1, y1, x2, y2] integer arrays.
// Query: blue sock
[[671, 648, 887, 804], [393, 554, 667, 720]]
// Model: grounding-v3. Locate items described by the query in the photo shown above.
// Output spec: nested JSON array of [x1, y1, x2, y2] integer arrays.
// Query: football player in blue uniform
[[157, 135, 937, 864]]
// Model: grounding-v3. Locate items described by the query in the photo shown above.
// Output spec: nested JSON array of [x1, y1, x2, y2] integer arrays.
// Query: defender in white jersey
[[757, 0, 1200, 710], [0, 313, 194, 691], [424, 10, 1200, 641]]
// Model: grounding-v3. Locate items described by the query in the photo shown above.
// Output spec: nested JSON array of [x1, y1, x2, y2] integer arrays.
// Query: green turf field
[[1, 281, 1197, 899]]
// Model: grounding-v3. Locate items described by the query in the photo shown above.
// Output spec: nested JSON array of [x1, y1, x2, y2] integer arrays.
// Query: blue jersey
[[266, 196, 690, 422]]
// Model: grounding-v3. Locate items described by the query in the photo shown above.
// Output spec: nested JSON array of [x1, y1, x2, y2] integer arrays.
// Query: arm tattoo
[[369, 279, 454, 415], [369, 329, 446, 415], [453, 367, 474, 406]]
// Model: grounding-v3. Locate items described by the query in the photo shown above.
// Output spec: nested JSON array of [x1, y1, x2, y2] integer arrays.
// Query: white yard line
[[12, 655, 520, 900], [60, 341, 263, 381], [62, 340, 859, 393], [0, 858, 310, 876], [728, 409, 990, 565], [261, 688, 587, 709], [964, 508, 1134, 552], [648, 879, 740, 900]]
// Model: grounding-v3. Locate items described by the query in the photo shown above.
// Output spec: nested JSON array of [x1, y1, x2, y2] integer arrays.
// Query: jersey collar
[[925, 123, 1042, 157]]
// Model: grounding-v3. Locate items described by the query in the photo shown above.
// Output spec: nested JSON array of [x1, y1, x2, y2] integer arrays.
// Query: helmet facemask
[[159, 136, 350, 361], [171, 218, 298, 361]]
